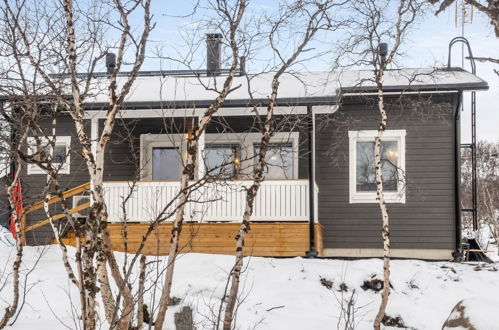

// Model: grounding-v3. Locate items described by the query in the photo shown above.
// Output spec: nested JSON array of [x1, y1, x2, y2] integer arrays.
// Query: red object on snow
[[9, 175, 23, 239]]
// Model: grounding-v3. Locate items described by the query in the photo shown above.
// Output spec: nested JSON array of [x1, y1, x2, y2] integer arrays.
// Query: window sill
[[349, 192, 405, 204], [27, 165, 70, 175]]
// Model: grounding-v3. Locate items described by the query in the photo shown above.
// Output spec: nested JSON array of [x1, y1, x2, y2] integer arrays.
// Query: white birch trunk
[[373, 80, 391, 330]]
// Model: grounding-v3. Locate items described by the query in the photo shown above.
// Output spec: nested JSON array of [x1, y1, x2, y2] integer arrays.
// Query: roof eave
[[340, 82, 489, 94], [82, 96, 341, 110]]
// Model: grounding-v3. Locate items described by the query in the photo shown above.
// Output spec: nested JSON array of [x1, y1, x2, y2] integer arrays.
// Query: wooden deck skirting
[[61, 222, 324, 257]]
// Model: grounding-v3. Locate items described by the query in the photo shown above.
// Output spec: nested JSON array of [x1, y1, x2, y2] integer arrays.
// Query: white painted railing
[[103, 179, 312, 222]]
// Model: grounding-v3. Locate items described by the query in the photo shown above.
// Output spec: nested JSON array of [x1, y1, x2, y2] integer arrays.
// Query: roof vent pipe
[[106, 52, 116, 74], [206, 33, 222, 76], [239, 56, 246, 76], [378, 42, 388, 66]]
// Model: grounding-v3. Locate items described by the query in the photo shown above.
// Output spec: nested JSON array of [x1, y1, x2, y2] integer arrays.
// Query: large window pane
[[254, 143, 294, 179], [152, 147, 181, 180], [53, 144, 67, 164], [204, 144, 239, 178], [356, 141, 398, 192]]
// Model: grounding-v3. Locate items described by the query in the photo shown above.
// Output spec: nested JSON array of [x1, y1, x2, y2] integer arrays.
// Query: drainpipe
[[306, 105, 318, 258], [453, 92, 463, 261]]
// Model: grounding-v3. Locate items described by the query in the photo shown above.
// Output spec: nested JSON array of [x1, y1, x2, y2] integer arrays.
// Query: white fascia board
[[85, 106, 308, 119], [312, 105, 338, 114]]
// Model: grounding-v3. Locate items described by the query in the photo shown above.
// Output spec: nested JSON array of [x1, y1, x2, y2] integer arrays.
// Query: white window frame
[[208, 132, 299, 179], [140, 132, 299, 180], [27, 136, 71, 175], [140, 133, 186, 180], [348, 129, 406, 204]]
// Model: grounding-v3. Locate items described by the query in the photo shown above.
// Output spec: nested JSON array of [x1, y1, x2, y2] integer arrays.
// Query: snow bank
[[0, 226, 15, 246], [1, 245, 498, 329]]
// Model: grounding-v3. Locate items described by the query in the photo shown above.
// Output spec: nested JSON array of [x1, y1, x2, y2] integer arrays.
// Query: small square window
[[27, 136, 71, 175], [349, 130, 405, 203]]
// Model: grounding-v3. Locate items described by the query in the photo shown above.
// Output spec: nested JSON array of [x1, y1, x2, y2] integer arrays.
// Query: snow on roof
[[85, 67, 488, 105]]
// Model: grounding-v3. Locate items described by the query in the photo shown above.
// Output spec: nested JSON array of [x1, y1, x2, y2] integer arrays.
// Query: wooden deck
[[28, 181, 323, 257], [61, 222, 324, 257]]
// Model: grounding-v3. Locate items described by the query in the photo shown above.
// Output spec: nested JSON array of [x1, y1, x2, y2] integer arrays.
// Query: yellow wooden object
[[60, 222, 324, 257]]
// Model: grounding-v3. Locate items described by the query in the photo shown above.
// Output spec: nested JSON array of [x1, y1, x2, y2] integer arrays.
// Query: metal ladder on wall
[[448, 37, 477, 232], [448, 37, 491, 262]]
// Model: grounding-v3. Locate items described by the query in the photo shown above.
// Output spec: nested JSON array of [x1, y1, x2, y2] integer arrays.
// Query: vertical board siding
[[103, 180, 310, 222]]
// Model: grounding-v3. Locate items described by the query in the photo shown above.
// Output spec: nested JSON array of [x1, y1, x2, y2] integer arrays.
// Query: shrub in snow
[[381, 315, 412, 329], [168, 296, 182, 306], [338, 282, 349, 292], [361, 278, 384, 292], [320, 277, 333, 290]]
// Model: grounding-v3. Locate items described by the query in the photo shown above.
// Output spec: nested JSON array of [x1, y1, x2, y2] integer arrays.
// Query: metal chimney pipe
[[106, 52, 116, 74], [378, 43, 388, 65], [239, 56, 246, 76], [206, 33, 222, 76]]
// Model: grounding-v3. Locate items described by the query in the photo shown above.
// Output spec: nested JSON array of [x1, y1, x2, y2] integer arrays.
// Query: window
[[140, 132, 299, 180], [140, 134, 185, 180], [204, 144, 240, 178], [27, 136, 71, 175], [254, 143, 294, 179], [152, 147, 181, 180], [356, 141, 398, 192], [53, 144, 68, 164], [349, 130, 406, 203]]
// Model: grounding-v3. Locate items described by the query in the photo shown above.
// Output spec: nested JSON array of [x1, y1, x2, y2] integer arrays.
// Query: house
[[17, 39, 488, 260]]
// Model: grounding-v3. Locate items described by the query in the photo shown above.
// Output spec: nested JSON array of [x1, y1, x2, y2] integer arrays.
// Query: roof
[[1, 67, 487, 108], [82, 67, 487, 109]]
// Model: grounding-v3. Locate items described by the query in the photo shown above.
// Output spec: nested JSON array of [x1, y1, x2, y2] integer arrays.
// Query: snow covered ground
[[1, 241, 498, 330]]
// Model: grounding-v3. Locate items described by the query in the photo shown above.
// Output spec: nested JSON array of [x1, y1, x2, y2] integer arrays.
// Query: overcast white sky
[[143, 1, 498, 143]]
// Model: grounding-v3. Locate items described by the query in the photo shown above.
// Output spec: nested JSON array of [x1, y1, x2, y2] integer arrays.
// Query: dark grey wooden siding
[[103, 116, 310, 181], [21, 93, 458, 251], [21, 115, 91, 244], [23, 114, 310, 244], [315, 94, 458, 251]]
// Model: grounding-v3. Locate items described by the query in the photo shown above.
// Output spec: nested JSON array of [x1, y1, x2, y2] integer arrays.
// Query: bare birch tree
[[153, 1, 248, 329], [0, 0, 154, 328], [0, 134, 25, 329], [334, 1, 425, 328], [221, 1, 343, 329]]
